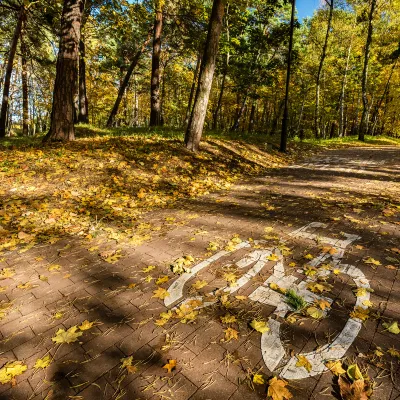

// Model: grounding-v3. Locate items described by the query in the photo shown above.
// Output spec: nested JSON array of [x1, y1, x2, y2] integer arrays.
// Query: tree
[[106, 31, 152, 128], [358, 0, 376, 141], [43, 0, 84, 142], [280, 0, 296, 152], [21, 12, 29, 135], [314, 0, 334, 138], [0, 6, 24, 137], [185, 0, 226, 151], [150, 0, 164, 126]]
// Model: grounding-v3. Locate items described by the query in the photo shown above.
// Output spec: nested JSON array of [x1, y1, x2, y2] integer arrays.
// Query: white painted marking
[[164, 222, 370, 380]]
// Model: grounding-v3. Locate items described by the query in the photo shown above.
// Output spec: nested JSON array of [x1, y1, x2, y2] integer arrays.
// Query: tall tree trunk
[[314, 0, 334, 139], [78, 38, 89, 123], [150, 0, 163, 126], [107, 32, 151, 128], [212, 70, 227, 130], [21, 15, 29, 136], [280, 0, 296, 151], [212, 4, 230, 131], [185, 51, 202, 127], [0, 7, 24, 138], [44, 0, 84, 142], [231, 94, 247, 131], [339, 41, 352, 137], [369, 59, 396, 136], [185, 0, 226, 151], [248, 100, 256, 132], [359, 0, 376, 141]]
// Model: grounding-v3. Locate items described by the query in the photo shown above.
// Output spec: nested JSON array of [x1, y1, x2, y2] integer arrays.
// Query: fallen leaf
[[314, 299, 331, 311], [156, 275, 169, 285], [152, 287, 170, 300], [296, 355, 312, 372], [253, 373, 265, 385], [220, 314, 237, 324], [142, 265, 156, 273], [347, 364, 363, 381], [350, 307, 370, 321], [267, 376, 293, 400], [0, 361, 27, 384], [224, 327, 239, 341], [325, 360, 346, 376], [383, 321, 400, 334], [0, 268, 15, 280], [250, 319, 270, 333], [34, 355, 52, 369], [51, 326, 83, 344], [191, 280, 208, 290], [79, 320, 94, 331], [162, 359, 177, 373], [363, 257, 381, 266], [338, 376, 372, 400], [306, 306, 323, 319]]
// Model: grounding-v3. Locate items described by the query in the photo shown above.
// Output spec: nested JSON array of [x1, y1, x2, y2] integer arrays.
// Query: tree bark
[[150, 0, 163, 127], [231, 94, 247, 131], [77, 38, 89, 123], [212, 70, 226, 130], [0, 7, 24, 137], [339, 41, 352, 137], [248, 100, 256, 132], [358, 0, 376, 141], [106, 32, 152, 128], [21, 15, 29, 136], [185, 0, 226, 151], [184, 51, 202, 127], [44, 0, 84, 142], [280, 0, 296, 151], [314, 0, 334, 139], [369, 59, 397, 136]]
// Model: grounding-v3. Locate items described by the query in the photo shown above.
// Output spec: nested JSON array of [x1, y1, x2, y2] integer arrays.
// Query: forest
[[1, 0, 400, 151]]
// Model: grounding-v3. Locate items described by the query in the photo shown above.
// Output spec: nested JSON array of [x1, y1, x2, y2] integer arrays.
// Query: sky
[[296, 0, 321, 21]]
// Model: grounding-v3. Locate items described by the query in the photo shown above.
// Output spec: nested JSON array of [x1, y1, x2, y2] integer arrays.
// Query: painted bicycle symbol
[[164, 222, 371, 380]]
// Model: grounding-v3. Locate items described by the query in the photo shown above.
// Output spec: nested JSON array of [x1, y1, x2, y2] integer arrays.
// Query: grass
[[284, 289, 308, 311]]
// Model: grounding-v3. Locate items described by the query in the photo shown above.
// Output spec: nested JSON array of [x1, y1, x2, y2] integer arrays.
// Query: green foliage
[[285, 289, 308, 311]]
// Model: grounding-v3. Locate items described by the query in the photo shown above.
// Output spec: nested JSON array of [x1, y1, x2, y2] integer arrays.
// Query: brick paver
[[0, 146, 399, 399]]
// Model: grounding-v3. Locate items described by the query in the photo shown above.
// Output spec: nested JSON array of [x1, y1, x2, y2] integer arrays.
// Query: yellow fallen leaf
[[34, 355, 52, 369], [48, 264, 61, 272], [0, 268, 15, 280], [383, 321, 400, 334], [52, 326, 83, 344], [191, 280, 208, 290], [306, 306, 323, 319], [350, 306, 370, 321], [162, 359, 177, 373], [267, 376, 293, 400], [253, 373, 265, 385], [250, 319, 270, 333], [224, 327, 239, 341], [152, 287, 170, 299], [364, 257, 381, 266], [0, 361, 27, 384], [142, 265, 156, 273], [156, 275, 169, 285], [268, 254, 280, 261], [79, 320, 94, 331], [220, 314, 237, 324], [296, 355, 312, 372], [325, 360, 346, 375]]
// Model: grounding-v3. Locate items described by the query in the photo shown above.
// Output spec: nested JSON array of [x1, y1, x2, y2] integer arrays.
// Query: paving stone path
[[0, 146, 399, 400]]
